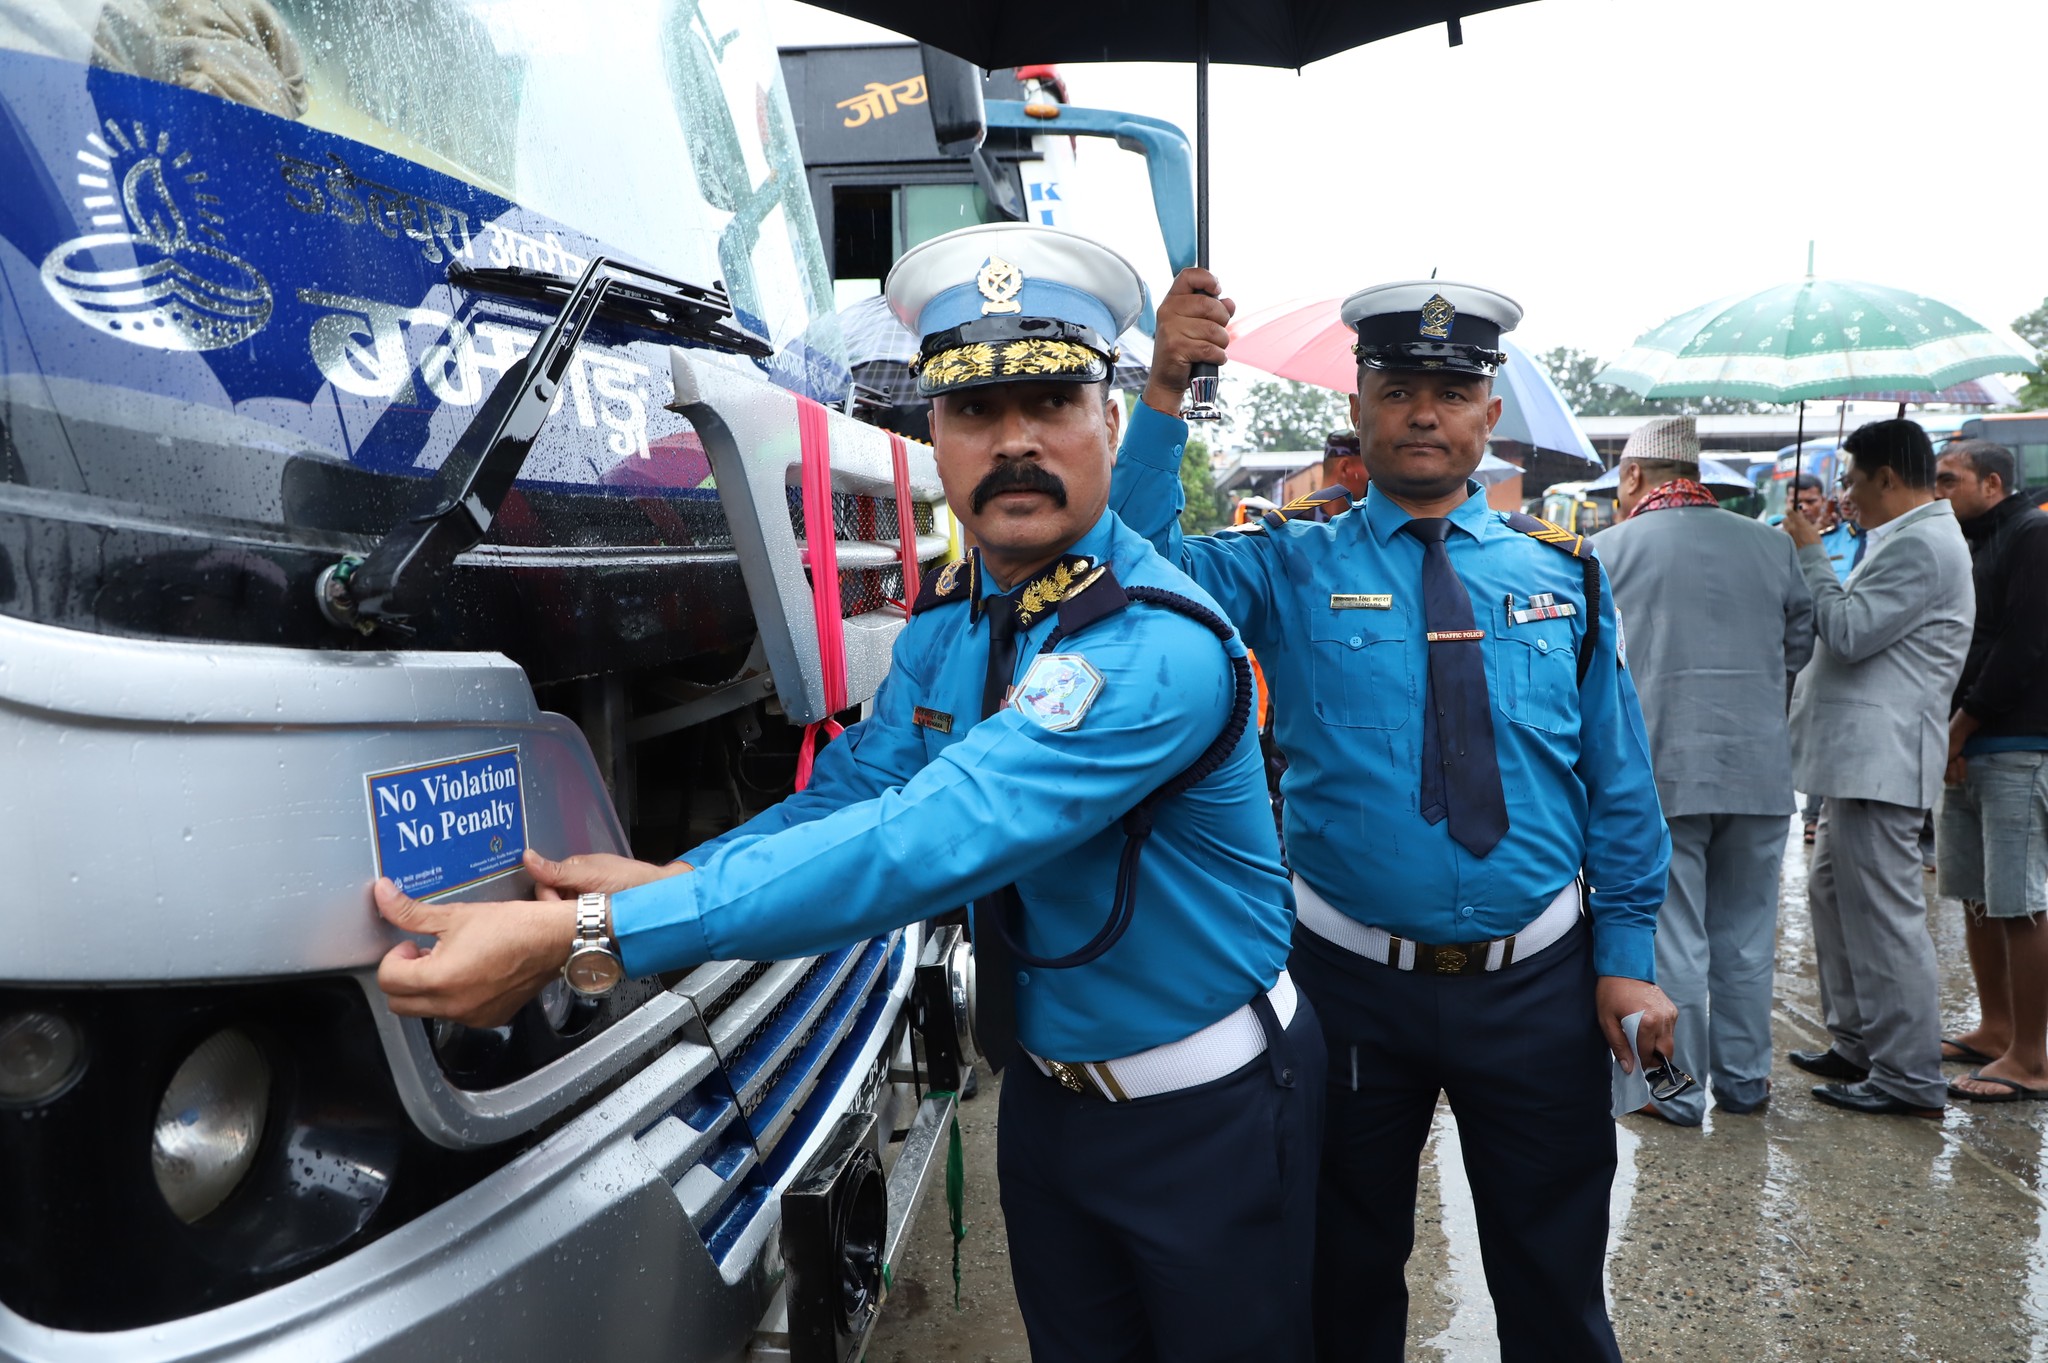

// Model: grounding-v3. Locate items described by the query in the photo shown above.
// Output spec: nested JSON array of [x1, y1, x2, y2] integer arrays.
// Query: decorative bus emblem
[[39, 118, 273, 351]]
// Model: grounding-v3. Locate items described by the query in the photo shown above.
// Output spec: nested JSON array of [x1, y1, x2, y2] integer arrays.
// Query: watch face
[[565, 949, 624, 996]]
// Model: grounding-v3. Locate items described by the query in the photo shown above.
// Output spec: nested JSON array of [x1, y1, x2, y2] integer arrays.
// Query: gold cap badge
[[977, 255, 1023, 315], [1419, 293, 1454, 340]]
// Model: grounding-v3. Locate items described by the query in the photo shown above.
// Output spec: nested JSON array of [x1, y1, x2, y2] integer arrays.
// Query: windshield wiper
[[317, 257, 771, 635]]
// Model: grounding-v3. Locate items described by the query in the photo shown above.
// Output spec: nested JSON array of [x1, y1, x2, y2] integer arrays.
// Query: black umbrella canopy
[[805, 0, 1533, 68], [807, 0, 1537, 418]]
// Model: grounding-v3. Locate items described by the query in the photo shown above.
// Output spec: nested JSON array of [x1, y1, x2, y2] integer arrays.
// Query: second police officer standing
[[365, 224, 1325, 1363], [1114, 272, 1676, 1362]]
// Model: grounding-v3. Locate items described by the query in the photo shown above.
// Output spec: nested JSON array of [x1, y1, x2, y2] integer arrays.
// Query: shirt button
[[1538, 639, 1551, 654], [1016, 971, 1030, 986], [1349, 635, 1363, 648], [1460, 906, 1476, 918]]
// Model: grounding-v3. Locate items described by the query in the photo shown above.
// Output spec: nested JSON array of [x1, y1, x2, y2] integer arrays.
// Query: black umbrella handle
[[1178, 0, 1222, 423], [1183, 360, 1223, 423]]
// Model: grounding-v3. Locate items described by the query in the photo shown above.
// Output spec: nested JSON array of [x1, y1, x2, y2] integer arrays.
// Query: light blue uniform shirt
[[1110, 403, 1668, 980], [611, 510, 1295, 1061], [1821, 521, 1863, 582]]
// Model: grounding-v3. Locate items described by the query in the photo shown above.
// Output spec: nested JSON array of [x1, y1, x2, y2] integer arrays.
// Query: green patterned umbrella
[[1596, 277, 2037, 402]]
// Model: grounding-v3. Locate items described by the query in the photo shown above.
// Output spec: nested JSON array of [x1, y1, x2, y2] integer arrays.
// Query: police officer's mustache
[[970, 461, 1069, 514]]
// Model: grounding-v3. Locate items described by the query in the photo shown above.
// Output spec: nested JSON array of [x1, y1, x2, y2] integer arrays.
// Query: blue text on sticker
[[1011, 653, 1104, 732], [365, 746, 526, 898]]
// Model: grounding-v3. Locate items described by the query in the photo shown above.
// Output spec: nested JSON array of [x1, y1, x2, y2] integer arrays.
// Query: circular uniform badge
[[1010, 653, 1104, 732]]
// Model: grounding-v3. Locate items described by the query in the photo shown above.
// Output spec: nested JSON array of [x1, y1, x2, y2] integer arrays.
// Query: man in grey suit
[[1599, 416, 1815, 1124], [1782, 419, 1975, 1117]]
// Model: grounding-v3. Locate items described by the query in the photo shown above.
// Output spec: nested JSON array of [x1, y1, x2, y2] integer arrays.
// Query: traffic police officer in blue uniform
[[369, 224, 1325, 1363], [1112, 272, 1676, 1362]]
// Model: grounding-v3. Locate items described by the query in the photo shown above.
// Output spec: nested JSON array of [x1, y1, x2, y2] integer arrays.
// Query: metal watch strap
[[575, 892, 611, 945]]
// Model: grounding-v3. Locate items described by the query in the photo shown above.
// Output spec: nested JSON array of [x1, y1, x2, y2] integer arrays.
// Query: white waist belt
[[1026, 971, 1297, 1102], [1294, 876, 1582, 973]]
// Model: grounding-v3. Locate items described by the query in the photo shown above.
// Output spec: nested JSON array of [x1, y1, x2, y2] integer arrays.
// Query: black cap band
[[1353, 340, 1506, 377]]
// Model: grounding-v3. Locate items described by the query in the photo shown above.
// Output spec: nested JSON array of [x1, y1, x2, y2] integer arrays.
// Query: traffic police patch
[[1011, 654, 1103, 732]]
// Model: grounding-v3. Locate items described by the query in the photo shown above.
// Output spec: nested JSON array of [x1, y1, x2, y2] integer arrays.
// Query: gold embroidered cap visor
[[913, 316, 1116, 398]]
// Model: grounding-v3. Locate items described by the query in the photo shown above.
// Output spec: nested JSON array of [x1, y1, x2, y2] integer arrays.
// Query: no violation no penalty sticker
[[364, 746, 527, 898]]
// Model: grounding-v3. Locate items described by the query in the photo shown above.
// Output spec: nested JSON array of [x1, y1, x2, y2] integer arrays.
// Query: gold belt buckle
[[1433, 946, 1469, 974], [1045, 1060, 1093, 1095]]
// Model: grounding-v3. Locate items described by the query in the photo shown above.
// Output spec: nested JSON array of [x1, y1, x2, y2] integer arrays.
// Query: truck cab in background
[[0, 3, 970, 1360]]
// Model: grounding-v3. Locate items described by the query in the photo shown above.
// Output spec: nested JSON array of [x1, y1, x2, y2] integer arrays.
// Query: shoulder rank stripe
[[1260, 484, 1355, 531], [1500, 510, 1590, 559]]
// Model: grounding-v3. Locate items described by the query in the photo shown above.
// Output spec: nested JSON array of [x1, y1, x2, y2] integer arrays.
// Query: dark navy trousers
[[998, 1000, 1326, 1363], [1290, 920, 1622, 1363]]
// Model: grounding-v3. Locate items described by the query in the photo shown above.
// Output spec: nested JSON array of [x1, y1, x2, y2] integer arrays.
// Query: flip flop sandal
[[1941, 1037, 1997, 1065], [1946, 1071, 2048, 1103]]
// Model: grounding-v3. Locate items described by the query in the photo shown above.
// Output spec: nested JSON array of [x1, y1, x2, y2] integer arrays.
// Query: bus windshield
[[0, 0, 841, 522]]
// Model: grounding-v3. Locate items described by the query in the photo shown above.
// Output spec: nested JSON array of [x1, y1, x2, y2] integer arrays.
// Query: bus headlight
[[0, 1011, 86, 1106], [151, 1029, 270, 1224]]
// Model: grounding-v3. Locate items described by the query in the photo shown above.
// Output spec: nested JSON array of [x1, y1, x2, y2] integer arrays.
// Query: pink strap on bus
[[888, 431, 920, 611], [796, 397, 848, 791]]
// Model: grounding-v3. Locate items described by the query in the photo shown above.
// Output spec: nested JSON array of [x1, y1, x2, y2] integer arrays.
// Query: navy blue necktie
[[1401, 518, 1510, 858], [971, 602, 1020, 1069], [1851, 530, 1867, 567]]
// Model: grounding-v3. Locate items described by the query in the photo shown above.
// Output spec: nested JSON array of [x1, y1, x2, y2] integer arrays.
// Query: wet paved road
[[871, 814, 2048, 1361]]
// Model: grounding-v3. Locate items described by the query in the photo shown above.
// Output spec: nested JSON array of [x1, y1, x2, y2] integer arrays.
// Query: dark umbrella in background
[[804, 0, 1535, 419]]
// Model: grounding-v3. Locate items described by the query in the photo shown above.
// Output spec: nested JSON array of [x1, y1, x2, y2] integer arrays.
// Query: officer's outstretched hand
[[1142, 266, 1235, 418], [1594, 976, 1678, 1074], [524, 847, 691, 900], [374, 877, 573, 1028]]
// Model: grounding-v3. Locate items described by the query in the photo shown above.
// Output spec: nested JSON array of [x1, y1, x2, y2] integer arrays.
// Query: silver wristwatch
[[562, 892, 625, 998]]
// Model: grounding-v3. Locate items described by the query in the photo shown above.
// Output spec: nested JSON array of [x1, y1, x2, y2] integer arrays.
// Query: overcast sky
[[774, 0, 2047, 369]]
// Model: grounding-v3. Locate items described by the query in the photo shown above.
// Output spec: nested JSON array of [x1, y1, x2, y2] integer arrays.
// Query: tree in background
[[1180, 436, 1222, 534], [2013, 299, 2048, 409], [1535, 346, 1776, 416], [1234, 379, 1351, 452]]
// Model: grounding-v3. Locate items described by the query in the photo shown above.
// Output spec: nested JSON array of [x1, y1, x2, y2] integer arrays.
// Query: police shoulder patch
[[1010, 653, 1104, 732]]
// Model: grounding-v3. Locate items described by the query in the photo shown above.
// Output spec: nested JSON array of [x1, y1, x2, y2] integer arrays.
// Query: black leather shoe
[[1810, 1080, 1943, 1118], [1788, 1048, 1868, 1081]]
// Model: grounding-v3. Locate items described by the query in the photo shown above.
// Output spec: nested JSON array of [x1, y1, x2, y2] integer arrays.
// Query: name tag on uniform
[[1330, 593, 1393, 610], [1508, 592, 1577, 626], [912, 706, 954, 734], [1426, 629, 1486, 643]]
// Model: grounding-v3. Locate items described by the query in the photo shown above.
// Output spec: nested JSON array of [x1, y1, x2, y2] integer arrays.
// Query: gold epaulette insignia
[[911, 553, 975, 614]]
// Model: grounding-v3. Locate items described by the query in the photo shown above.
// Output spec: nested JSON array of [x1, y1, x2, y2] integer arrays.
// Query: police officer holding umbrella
[[367, 224, 1325, 1363], [1113, 270, 1676, 1361]]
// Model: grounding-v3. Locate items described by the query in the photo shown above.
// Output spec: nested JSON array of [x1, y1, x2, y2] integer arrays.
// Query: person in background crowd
[[1800, 475, 1858, 842], [1323, 428, 1368, 498], [1117, 272, 1672, 1362], [1600, 416, 1814, 1126], [1931, 439, 2048, 1102], [1793, 473, 1835, 531], [1782, 419, 1974, 1117], [1818, 477, 1866, 584]]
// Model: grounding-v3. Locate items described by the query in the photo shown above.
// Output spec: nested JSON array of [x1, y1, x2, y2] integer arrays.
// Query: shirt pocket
[[1494, 609, 1578, 736], [1306, 605, 1414, 730]]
